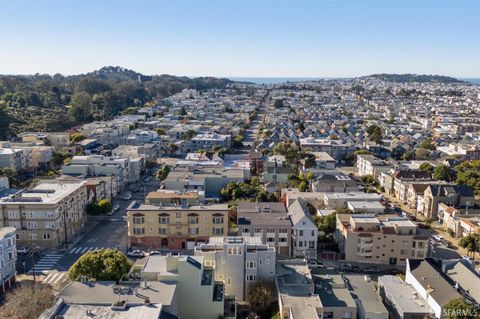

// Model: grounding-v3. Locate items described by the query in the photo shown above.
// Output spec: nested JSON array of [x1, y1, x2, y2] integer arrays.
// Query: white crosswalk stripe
[[28, 254, 63, 275], [66, 246, 109, 255], [42, 271, 69, 286]]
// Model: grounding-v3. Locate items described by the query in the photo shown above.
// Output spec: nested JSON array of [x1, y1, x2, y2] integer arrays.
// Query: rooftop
[[0, 181, 86, 204], [344, 275, 388, 315]]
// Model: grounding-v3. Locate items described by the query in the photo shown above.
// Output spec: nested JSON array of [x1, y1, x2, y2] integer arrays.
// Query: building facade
[[127, 201, 229, 250], [0, 181, 87, 248], [0, 227, 16, 293]]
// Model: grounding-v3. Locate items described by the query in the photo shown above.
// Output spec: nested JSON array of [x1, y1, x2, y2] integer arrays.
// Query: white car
[[431, 235, 444, 242], [123, 193, 132, 200], [113, 204, 120, 212], [462, 255, 473, 263], [127, 250, 145, 258], [16, 247, 30, 255]]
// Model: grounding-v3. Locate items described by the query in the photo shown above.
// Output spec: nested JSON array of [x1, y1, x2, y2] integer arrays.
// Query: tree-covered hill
[[0, 66, 234, 139], [368, 73, 465, 84]]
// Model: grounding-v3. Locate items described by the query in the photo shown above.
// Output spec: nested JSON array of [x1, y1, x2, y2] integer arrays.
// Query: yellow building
[[127, 201, 229, 250]]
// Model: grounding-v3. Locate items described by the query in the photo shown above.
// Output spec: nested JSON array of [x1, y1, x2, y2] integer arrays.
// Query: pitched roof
[[288, 198, 314, 226], [408, 259, 461, 306]]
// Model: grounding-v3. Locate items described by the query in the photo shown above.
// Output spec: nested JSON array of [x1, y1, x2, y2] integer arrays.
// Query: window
[[213, 228, 224, 235], [246, 274, 256, 281], [279, 228, 288, 233], [28, 233, 37, 240], [311, 230, 315, 237], [298, 241, 303, 247], [400, 249, 406, 255], [6, 239, 12, 247], [176, 212, 181, 218], [299, 230, 304, 236], [159, 228, 168, 235], [44, 221, 56, 229], [133, 216, 144, 224], [324, 312, 334, 319], [159, 216, 170, 224], [254, 228, 262, 235], [309, 241, 315, 249], [266, 228, 275, 234], [213, 216, 224, 224], [242, 227, 250, 234], [227, 247, 242, 255], [267, 237, 275, 243], [279, 237, 287, 242], [205, 260, 216, 267], [43, 233, 51, 240], [341, 312, 352, 319], [8, 251, 14, 260], [187, 216, 199, 224], [188, 227, 199, 235], [246, 261, 257, 269], [227, 277, 231, 285], [133, 228, 145, 235]]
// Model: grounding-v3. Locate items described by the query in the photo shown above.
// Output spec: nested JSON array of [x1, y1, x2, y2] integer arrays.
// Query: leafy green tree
[[232, 135, 244, 149], [154, 128, 166, 135], [298, 180, 308, 192], [433, 165, 455, 182], [68, 92, 93, 124], [315, 212, 337, 237], [366, 124, 382, 144], [68, 249, 130, 282], [273, 99, 284, 108], [459, 233, 480, 260], [0, 168, 18, 187], [0, 106, 11, 140], [443, 298, 478, 319], [361, 175, 375, 185], [455, 160, 480, 195], [401, 151, 415, 160], [87, 199, 113, 215], [415, 148, 431, 160], [156, 165, 170, 181], [419, 162, 434, 173], [420, 138, 436, 150], [167, 143, 179, 155], [70, 133, 86, 143]]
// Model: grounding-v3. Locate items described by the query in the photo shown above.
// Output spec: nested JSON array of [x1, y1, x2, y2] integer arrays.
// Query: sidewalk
[[45, 220, 99, 255]]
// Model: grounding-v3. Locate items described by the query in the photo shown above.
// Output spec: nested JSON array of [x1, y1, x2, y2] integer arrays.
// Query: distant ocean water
[[462, 78, 480, 84], [228, 77, 480, 85], [227, 77, 325, 84]]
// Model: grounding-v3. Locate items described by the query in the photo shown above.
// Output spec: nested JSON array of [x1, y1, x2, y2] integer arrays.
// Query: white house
[[288, 199, 318, 258]]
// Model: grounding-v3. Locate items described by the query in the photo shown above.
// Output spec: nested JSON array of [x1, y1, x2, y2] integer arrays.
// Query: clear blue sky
[[0, 0, 478, 77]]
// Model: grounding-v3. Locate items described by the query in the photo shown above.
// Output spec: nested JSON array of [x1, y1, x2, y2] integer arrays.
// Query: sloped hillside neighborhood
[[1, 75, 480, 319]]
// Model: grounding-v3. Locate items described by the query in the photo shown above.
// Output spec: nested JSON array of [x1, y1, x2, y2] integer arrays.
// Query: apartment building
[[299, 138, 353, 162], [0, 227, 16, 293], [194, 236, 276, 301], [62, 155, 132, 190], [0, 181, 87, 248], [323, 192, 380, 210], [237, 202, 292, 258], [0, 148, 26, 171], [146, 190, 204, 206], [336, 214, 429, 265], [288, 199, 318, 258], [191, 133, 231, 151], [356, 154, 390, 179], [127, 201, 229, 250], [133, 254, 235, 319], [422, 184, 476, 220]]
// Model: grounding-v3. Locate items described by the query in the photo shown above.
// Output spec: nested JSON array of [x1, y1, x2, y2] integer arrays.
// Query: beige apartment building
[[336, 214, 429, 265], [0, 181, 87, 248], [127, 201, 229, 250]]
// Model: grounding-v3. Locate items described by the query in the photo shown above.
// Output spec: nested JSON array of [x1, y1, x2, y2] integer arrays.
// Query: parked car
[[148, 250, 163, 256], [364, 266, 379, 273], [462, 255, 473, 263], [123, 193, 132, 200], [127, 250, 145, 258], [432, 234, 444, 242], [340, 263, 353, 271], [418, 223, 429, 229], [113, 204, 120, 212], [16, 247, 30, 255]]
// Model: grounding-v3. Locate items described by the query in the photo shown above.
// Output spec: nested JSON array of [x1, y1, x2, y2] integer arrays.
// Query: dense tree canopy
[[456, 160, 480, 195], [68, 248, 130, 282], [443, 298, 478, 319], [0, 66, 233, 136]]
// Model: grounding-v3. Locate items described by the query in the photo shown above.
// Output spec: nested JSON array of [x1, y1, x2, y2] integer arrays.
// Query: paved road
[[20, 177, 160, 275]]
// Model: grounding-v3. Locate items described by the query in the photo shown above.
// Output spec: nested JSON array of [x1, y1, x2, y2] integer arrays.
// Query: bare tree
[[0, 281, 55, 319]]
